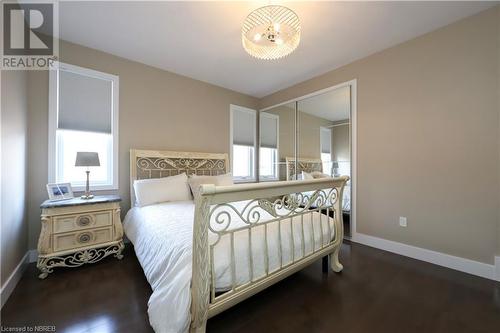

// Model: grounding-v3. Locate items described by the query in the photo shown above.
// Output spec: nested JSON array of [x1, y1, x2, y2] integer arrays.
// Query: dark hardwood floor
[[2, 242, 499, 333]]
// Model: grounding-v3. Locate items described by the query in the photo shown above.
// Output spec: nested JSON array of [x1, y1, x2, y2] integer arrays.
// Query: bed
[[285, 157, 351, 213], [125, 150, 349, 333], [285, 156, 323, 181]]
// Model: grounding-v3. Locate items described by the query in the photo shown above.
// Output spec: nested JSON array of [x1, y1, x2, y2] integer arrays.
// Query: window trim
[[259, 112, 280, 181], [48, 61, 119, 191], [229, 104, 257, 183]]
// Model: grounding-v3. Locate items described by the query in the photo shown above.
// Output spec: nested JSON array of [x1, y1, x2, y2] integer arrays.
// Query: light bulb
[[253, 33, 261, 41], [273, 23, 280, 31], [275, 38, 284, 45]]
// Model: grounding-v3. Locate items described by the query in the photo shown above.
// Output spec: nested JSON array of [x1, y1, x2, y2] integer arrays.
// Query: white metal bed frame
[[130, 149, 348, 333]]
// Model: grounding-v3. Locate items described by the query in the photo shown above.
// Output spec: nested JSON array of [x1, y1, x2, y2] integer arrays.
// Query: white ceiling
[[59, 1, 497, 98], [298, 86, 350, 122]]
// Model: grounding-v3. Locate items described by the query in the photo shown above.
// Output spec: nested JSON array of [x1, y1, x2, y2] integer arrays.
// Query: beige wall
[[331, 124, 350, 163], [298, 111, 333, 159], [1, 71, 29, 286], [497, 7, 500, 258], [26, 40, 259, 248], [261, 7, 500, 264]]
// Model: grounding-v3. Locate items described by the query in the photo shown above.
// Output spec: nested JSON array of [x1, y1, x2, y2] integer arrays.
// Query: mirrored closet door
[[297, 86, 352, 238], [259, 83, 353, 238]]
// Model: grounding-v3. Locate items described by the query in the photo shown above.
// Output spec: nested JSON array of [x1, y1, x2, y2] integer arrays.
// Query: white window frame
[[48, 61, 119, 191], [259, 112, 279, 181], [229, 104, 257, 183]]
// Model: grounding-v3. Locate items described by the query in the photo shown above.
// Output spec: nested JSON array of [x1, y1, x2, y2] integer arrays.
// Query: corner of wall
[[1, 70, 30, 307], [0, 252, 30, 308], [495, 256, 500, 281], [26, 69, 49, 250], [497, 4, 500, 261]]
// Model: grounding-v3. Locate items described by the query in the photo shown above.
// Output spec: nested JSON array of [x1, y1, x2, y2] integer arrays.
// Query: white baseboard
[[352, 233, 497, 281], [0, 251, 30, 308], [495, 256, 500, 282]]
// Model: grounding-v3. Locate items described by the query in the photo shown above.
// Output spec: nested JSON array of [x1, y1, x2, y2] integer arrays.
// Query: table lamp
[[331, 161, 340, 177], [75, 152, 100, 199]]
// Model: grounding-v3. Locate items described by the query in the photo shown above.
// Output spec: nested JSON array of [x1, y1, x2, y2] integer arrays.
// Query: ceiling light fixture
[[242, 5, 301, 60]]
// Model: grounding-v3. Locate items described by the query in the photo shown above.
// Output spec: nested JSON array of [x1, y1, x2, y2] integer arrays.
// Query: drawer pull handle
[[78, 233, 93, 243], [77, 216, 92, 227]]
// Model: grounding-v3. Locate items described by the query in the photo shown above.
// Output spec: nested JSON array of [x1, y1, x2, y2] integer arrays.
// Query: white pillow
[[188, 173, 233, 198], [301, 171, 314, 180], [133, 173, 191, 207], [311, 171, 331, 179]]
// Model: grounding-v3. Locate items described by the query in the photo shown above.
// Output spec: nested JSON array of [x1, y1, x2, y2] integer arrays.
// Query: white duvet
[[124, 200, 334, 333]]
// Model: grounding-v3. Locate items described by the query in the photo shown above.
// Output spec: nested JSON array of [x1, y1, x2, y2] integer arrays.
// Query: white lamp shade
[[75, 152, 100, 167]]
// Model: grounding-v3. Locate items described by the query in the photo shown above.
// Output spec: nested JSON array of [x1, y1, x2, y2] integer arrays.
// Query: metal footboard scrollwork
[[190, 176, 349, 333]]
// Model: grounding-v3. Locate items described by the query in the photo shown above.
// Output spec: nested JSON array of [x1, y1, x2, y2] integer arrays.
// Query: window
[[320, 127, 332, 175], [259, 147, 278, 180], [49, 62, 119, 191], [259, 112, 279, 181], [230, 105, 256, 182], [232, 145, 255, 179]]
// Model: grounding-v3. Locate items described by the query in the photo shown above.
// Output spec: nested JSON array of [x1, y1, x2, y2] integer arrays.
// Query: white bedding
[[124, 200, 334, 333], [343, 184, 351, 212]]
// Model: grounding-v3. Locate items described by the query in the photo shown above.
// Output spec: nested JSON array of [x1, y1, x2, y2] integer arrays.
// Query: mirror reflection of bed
[[260, 85, 352, 238]]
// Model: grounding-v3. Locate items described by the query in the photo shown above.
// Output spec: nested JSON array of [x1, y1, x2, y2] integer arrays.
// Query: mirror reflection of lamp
[[75, 152, 100, 199], [331, 161, 340, 177]]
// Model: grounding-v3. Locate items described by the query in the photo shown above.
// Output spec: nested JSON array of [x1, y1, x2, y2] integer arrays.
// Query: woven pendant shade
[[242, 5, 301, 60]]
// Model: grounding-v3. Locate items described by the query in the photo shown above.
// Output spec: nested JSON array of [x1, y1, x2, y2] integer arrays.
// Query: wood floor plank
[[1, 242, 499, 333]]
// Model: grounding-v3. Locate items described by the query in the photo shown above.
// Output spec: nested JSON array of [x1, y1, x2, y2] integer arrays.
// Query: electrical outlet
[[399, 216, 407, 227]]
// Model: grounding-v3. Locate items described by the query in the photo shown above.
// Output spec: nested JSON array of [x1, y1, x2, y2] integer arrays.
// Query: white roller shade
[[58, 70, 113, 133], [260, 112, 278, 149], [232, 107, 256, 146], [320, 127, 332, 154]]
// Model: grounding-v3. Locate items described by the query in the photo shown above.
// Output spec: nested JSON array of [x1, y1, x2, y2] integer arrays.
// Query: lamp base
[[81, 170, 94, 200]]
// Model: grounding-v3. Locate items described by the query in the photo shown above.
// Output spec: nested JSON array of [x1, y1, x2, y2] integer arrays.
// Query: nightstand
[[37, 195, 124, 279]]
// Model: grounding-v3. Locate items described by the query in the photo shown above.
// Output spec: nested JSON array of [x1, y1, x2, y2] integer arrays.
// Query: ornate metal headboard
[[285, 157, 323, 181], [130, 149, 229, 205]]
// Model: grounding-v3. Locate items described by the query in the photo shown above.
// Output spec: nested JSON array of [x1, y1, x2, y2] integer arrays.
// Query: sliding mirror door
[[297, 86, 352, 238], [259, 102, 296, 181]]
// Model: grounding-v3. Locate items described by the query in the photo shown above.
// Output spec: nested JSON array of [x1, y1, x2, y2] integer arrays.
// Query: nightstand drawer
[[53, 211, 113, 233], [52, 227, 113, 252]]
